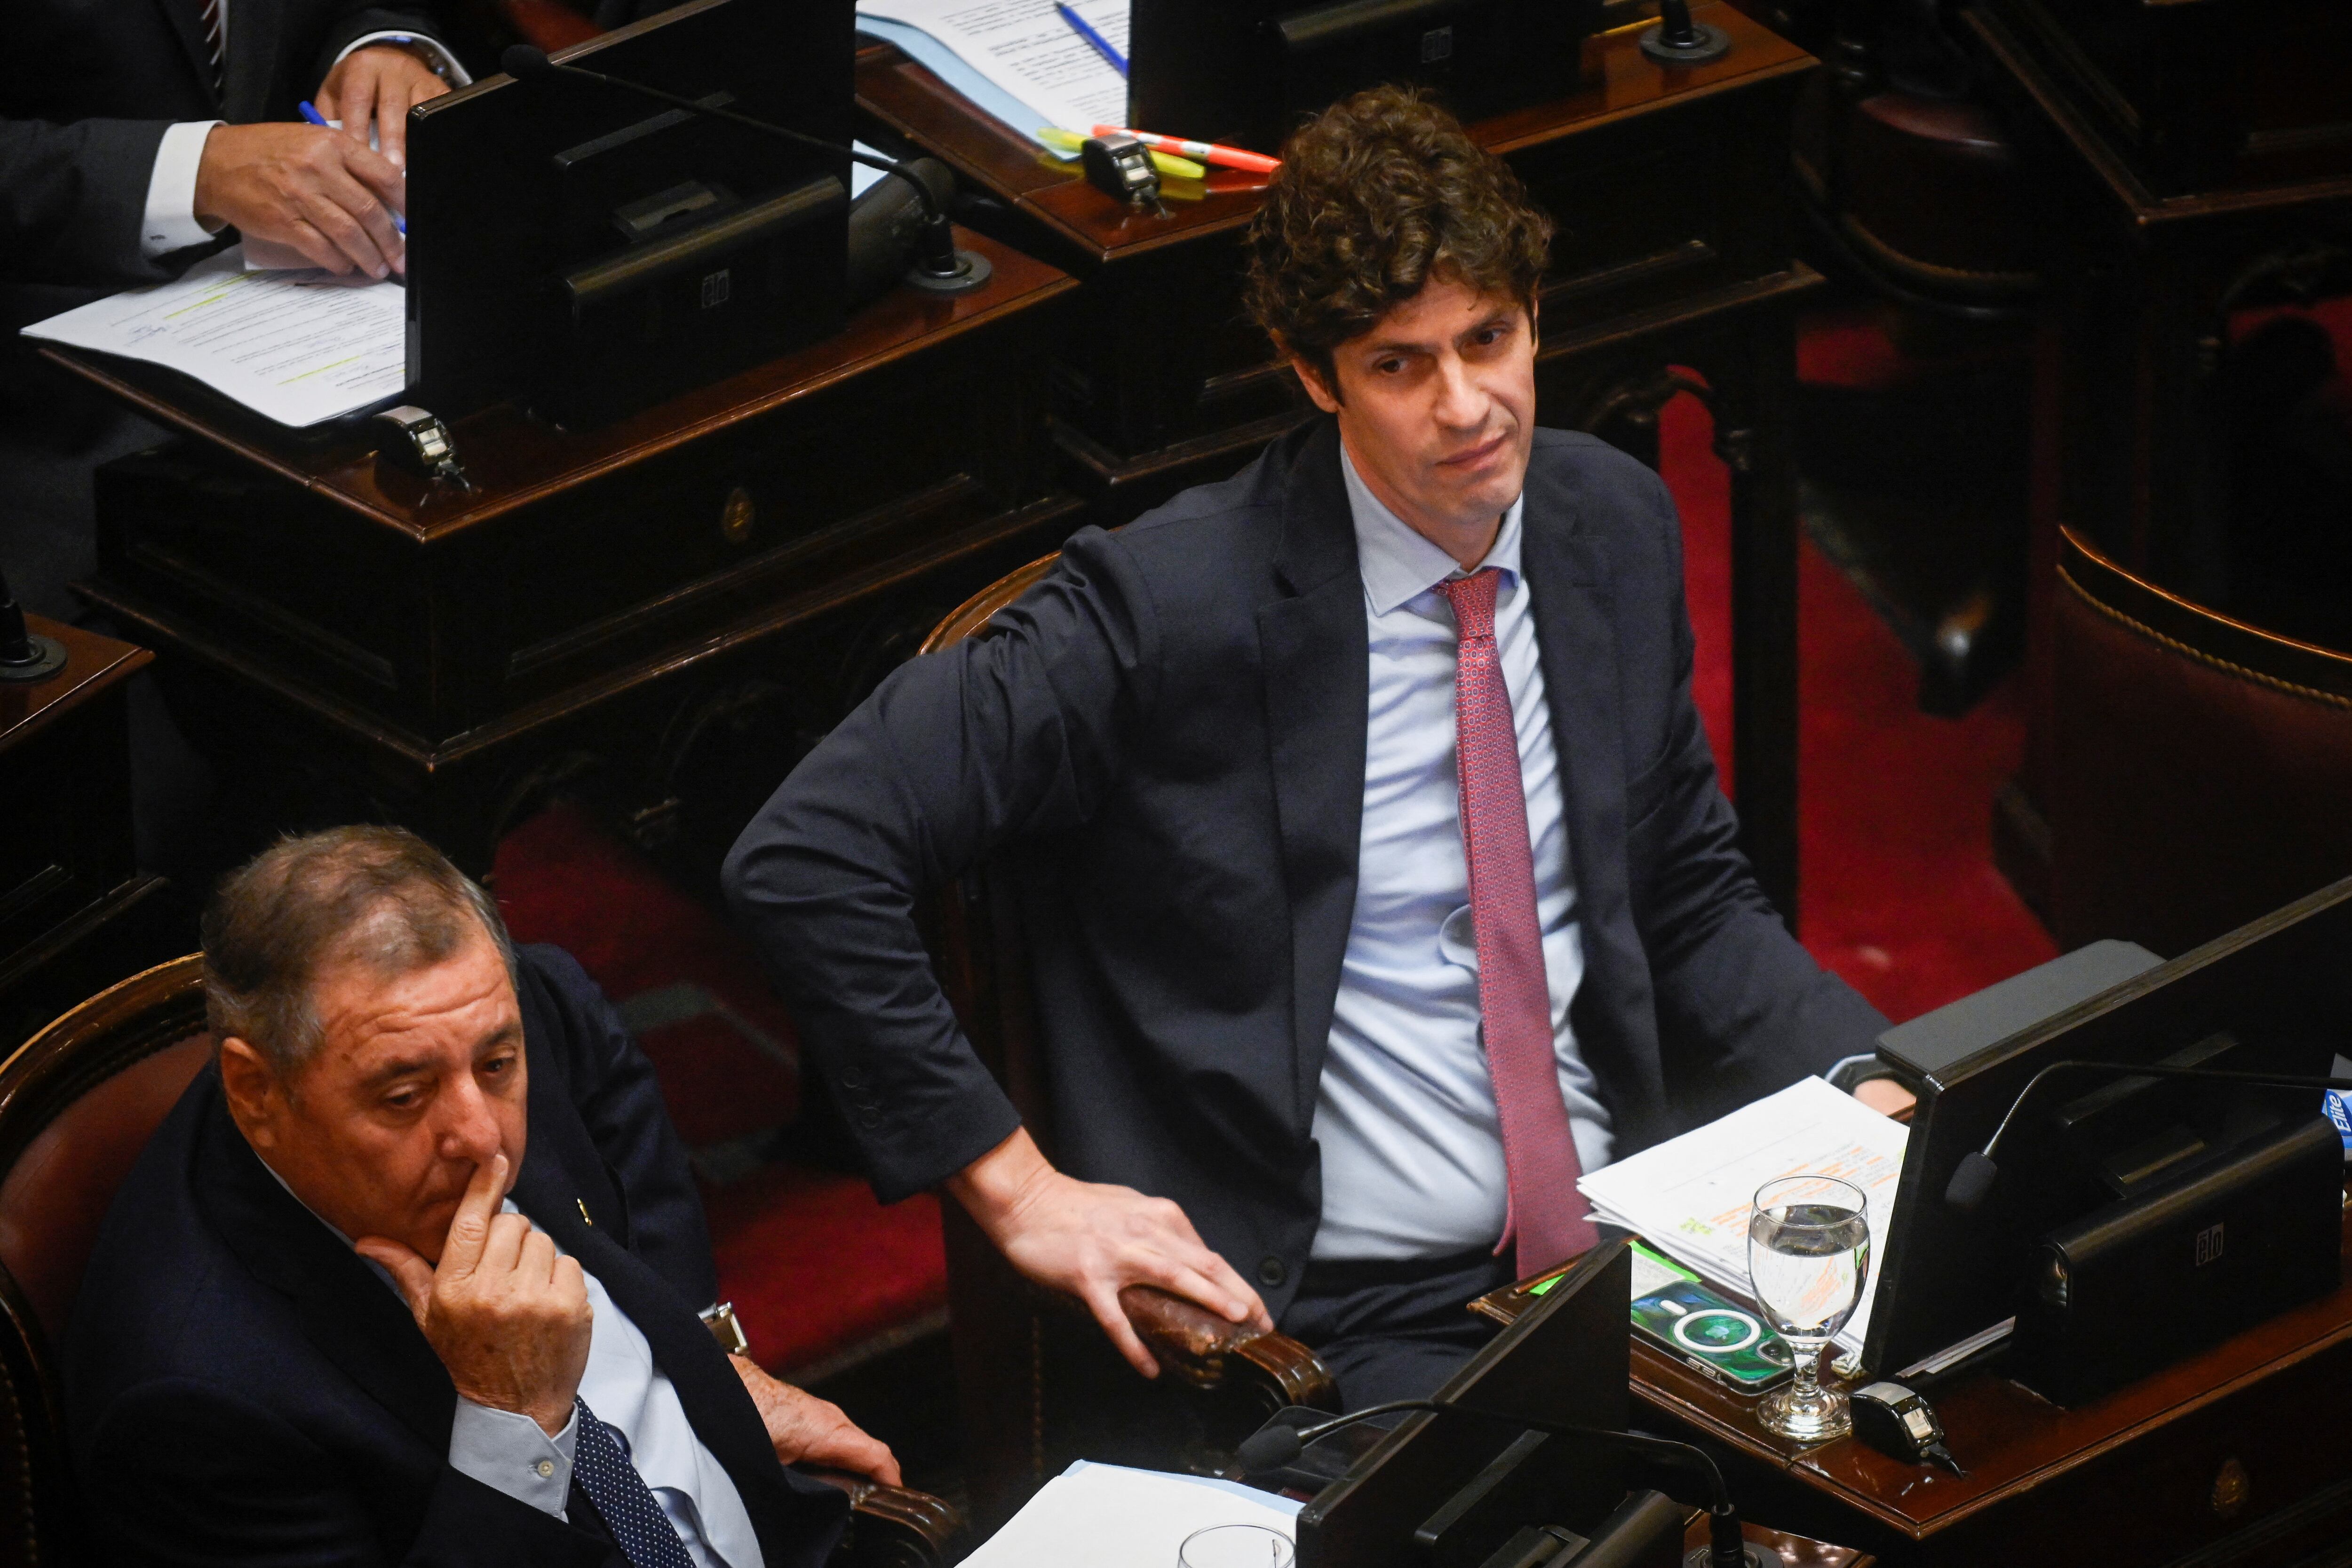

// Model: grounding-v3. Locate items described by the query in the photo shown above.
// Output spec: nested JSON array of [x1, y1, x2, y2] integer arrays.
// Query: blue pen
[[300, 98, 406, 235], [1052, 2, 1127, 78]]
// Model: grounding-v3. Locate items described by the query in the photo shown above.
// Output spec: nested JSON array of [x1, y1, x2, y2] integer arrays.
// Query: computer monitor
[[1128, 0, 1601, 156], [405, 0, 853, 425], [1293, 1240, 1630, 1568], [1864, 877, 2352, 1380]]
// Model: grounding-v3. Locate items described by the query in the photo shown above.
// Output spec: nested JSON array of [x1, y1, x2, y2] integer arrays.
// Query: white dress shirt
[[267, 1164, 761, 1568], [138, 7, 469, 258], [1308, 444, 1617, 1262]]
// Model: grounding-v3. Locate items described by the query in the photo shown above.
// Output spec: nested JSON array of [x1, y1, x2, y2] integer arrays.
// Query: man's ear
[[217, 1036, 287, 1151], [1287, 353, 1343, 415]]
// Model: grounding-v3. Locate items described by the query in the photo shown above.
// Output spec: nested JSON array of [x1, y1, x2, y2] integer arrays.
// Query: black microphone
[[1945, 1058, 2352, 1212], [498, 44, 988, 294], [1237, 1400, 1761, 1568]]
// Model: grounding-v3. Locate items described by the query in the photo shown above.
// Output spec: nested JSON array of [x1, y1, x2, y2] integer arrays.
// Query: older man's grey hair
[[203, 825, 518, 1077]]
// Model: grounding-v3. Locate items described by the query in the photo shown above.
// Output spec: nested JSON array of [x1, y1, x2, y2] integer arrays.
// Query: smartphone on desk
[[1627, 1242, 1794, 1393]]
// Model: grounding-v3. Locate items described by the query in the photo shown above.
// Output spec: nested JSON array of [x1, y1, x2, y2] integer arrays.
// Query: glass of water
[[1747, 1174, 1872, 1443], [1178, 1524, 1295, 1568]]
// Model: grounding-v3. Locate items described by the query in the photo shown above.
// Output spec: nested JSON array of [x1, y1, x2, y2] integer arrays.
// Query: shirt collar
[[1341, 441, 1526, 617]]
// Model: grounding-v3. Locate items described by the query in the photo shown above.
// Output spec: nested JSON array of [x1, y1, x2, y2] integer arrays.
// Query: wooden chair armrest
[[809, 1471, 967, 1568], [1113, 1284, 1339, 1409]]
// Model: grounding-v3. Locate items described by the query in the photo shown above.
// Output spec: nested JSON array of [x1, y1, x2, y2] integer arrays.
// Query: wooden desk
[[47, 231, 1081, 873], [859, 6, 1824, 919], [0, 618, 171, 1049], [1629, 1198, 2352, 1566]]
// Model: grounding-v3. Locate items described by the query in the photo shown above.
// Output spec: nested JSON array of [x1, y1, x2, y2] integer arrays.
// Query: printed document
[[1577, 1075, 1907, 1360], [21, 247, 405, 428], [856, 0, 1128, 141], [961, 1460, 1299, 1567]]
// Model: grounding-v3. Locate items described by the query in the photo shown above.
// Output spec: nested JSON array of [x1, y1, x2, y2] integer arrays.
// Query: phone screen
[[1625, 1243, 1794, 1391]]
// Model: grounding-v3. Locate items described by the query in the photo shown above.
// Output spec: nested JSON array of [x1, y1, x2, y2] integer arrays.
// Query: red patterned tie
[[1438, 568, 1597, 1278]]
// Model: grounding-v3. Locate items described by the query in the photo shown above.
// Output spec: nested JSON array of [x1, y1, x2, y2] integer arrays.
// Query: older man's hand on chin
[[357, 1152, 593, 1437]]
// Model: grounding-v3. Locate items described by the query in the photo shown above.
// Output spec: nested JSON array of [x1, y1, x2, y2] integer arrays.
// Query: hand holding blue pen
[[301, 99, 406, 235], [1052, 2, 1127, 78]]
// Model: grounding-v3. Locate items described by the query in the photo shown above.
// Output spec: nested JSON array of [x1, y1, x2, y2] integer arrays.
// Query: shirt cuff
[[333, 31, 475, 86], [447, 1399, 578, 1518], [141, 120, 225, 258]]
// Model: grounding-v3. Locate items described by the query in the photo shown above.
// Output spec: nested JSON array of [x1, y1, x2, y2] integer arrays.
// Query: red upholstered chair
[[0, 958, 959, 1566], [498, 0, 602, 50], [2047, 527, 2352, 956], [918, 556, 1339, 1528]]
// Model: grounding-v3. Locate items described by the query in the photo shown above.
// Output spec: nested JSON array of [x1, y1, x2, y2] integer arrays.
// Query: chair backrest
[[2049, 527, 2352, 954], [0, 956, 211, 1565]]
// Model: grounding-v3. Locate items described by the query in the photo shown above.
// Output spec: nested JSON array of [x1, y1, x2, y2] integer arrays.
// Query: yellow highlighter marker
[[1038, 127, 1204, 180]]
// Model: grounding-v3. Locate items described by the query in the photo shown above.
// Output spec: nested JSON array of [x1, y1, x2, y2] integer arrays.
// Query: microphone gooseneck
[[496, 44, 984, 290], [1238, 1399, 1753, 1568], [1943, 1058, 2352, 1212]]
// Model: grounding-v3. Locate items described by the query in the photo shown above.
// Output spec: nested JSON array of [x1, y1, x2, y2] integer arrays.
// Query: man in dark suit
[[68, 826, 891, 1565], [723, 88, 1907, 1407]]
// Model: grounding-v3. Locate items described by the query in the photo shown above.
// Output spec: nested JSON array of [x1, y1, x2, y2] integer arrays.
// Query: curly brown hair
[[1243, 86, 1552, 394]]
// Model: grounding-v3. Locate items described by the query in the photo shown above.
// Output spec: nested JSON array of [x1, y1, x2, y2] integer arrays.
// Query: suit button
[[1257, 1256, 1287, 1288]]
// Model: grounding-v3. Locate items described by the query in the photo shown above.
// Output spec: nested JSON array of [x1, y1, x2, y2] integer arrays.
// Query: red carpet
[[490, 316, 2060, 1376]]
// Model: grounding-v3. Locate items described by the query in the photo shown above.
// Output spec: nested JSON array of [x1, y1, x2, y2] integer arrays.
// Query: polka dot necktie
[[571, 1398, 696, 1568], [1437, 568, 1598, 1279]]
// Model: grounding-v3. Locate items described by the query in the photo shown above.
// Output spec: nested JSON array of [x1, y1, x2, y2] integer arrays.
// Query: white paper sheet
[[961, 1460, 1300, 1568], [855, 0, 1128, 140], [22, 247, 406, 427], [1578, 1076, 1907, 1358]]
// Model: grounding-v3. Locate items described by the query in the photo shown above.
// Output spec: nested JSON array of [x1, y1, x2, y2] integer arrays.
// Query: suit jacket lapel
[[1256, 418, 1369, 1136], [1521, 453, 1669, 1135], [191, 1076, 457, 1451]]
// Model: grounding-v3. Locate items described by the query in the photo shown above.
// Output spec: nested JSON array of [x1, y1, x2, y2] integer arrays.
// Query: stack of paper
[[1578, 1076, 1908, 1362], [21, 247, 405, 428], [962, 1460, 1300, 1567], [857, 0, 1129, 149]]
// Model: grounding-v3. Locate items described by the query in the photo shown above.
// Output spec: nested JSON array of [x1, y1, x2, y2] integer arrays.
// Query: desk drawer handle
[[2212, 1457, 2251, 1520], [721, 487, 756, 545]]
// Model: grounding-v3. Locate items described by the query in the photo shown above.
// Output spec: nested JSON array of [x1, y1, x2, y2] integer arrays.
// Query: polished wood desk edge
[[858, 2, 1815, 269], [1630, 1213, 2352, 1542], [78, 489, 1086, 771], [39, 229, 1075, 545], [1963, 8, 2352, 224], [0, 617, 151, 752]]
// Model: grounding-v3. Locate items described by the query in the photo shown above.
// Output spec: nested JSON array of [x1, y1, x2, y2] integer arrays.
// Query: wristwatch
[[702, 1300, 750, 1358]]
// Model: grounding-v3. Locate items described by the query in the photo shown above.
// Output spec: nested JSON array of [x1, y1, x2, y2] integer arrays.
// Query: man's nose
[[435, 1077, 505, 1164], [1431, 352, 1486, 429]]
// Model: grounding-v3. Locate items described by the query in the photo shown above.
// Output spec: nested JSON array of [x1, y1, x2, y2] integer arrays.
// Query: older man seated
[[67, 826, 889, 1568]]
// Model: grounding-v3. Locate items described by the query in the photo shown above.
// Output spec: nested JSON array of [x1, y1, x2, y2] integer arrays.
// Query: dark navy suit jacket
[[723, 418, 1886, 1313], [65, 944, 848, 1568]]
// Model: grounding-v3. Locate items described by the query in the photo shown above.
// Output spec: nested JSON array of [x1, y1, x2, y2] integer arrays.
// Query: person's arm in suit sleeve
[[83, 1378, 615, 1568], [0, 117, 200, 287], [1620, 467, 1892, 1130], [723, 529, 1272, 1373]]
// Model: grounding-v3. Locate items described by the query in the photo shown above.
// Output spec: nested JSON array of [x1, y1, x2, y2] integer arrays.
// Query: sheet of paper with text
[[856, 0, 1128, 137], [22, 247, 405, 428]]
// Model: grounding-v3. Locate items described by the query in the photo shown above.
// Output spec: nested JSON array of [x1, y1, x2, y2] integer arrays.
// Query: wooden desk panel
[[49, 231, 1085, 869], [0, 619, 170, 1049]]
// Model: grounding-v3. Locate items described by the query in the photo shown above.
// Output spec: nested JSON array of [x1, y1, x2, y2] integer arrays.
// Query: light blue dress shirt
[[1309, 445, 1617, 1262], [267, 1165, 761, 1568]]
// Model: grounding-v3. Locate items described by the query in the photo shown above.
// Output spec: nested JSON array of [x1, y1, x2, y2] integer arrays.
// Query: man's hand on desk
[[193, 122, 408, 279], [1853, 1078, 1917, 1118], [948, 1128, 1273, 1379], [729, 1355, 903, 1487], [315, 42, 451, 170]]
